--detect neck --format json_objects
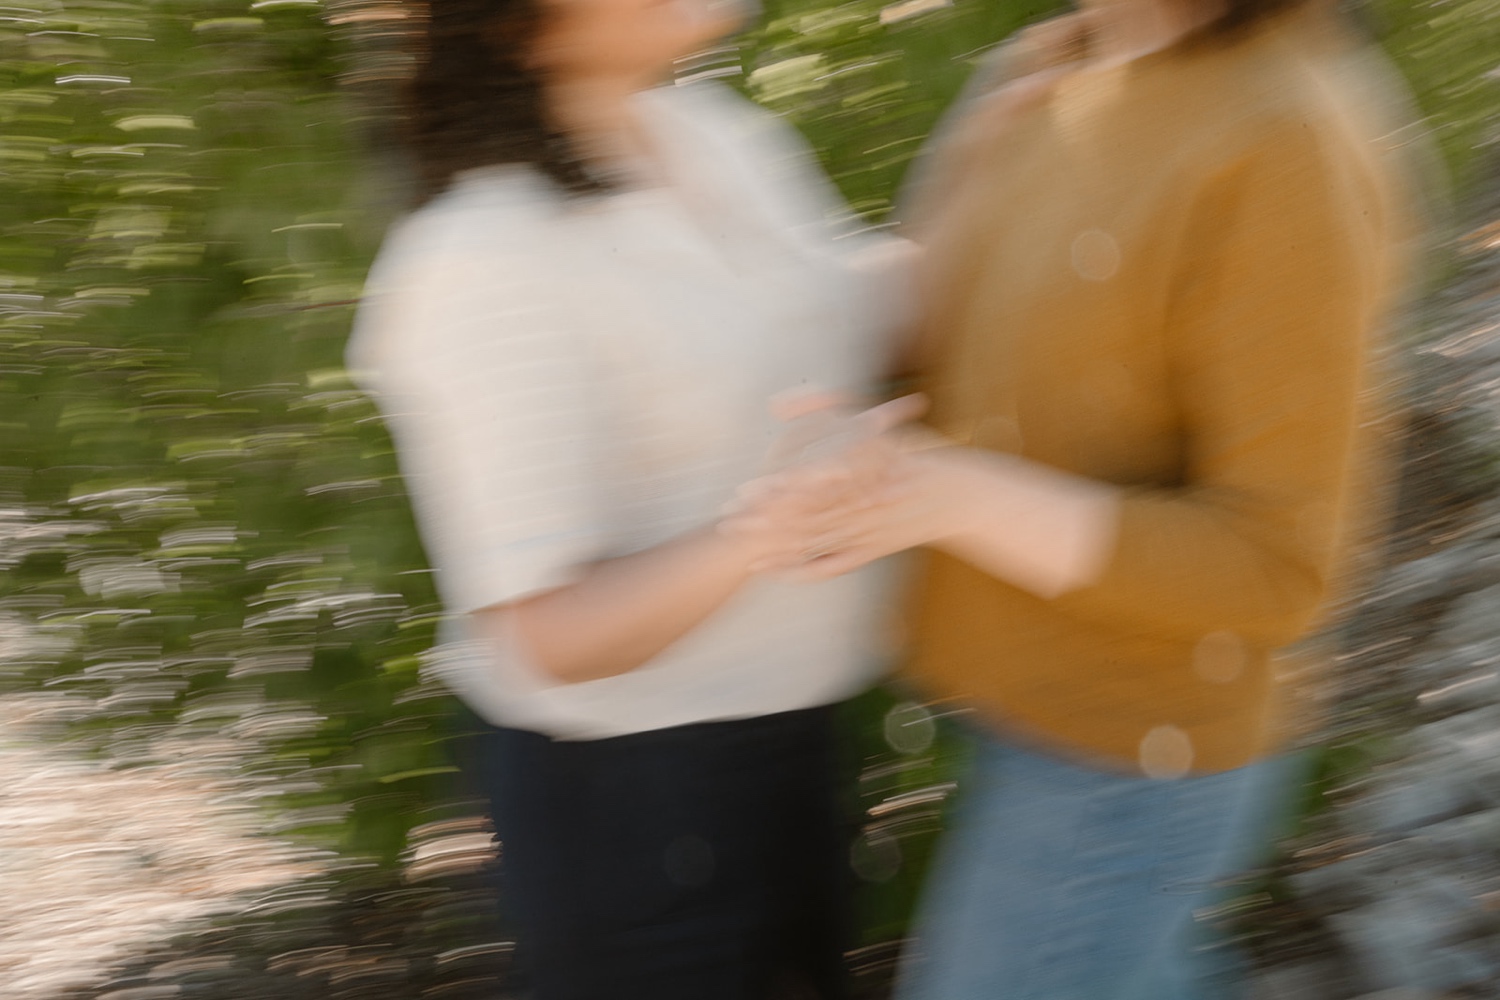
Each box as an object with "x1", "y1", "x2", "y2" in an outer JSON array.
[
  {"x1": 546, "y1": 74, "x2": 663, "y2": 185},
  {"x1": 1078, "y1": 0, "x2": 1223, "y2": 64}
]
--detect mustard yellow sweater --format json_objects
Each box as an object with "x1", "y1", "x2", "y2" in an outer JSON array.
[{"x1": 908, "y1": 12, "x2": 1416, "y2": 775}]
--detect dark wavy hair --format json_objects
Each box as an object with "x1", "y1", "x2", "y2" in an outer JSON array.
[
  {"x1": 403, "y1": 0, "x2": 609, "y2": 201},
  {"x1": 1208, "y1": 0, "x2": 1318, "y2": 37}
]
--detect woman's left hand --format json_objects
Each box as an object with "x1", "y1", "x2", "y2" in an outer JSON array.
[
  {"x1": 723, "y1": 415, "x2": 959, "y2": 578},
  {"x1": 779, "y1": 440, "x2": 962, "y2": 579}
]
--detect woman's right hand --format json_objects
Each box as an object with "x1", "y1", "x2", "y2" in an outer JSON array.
[{"x1": 720, "y1": 393, "x2": 928, "y2": 573}]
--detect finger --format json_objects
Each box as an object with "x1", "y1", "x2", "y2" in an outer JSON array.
[
  {"x1": 735, "y1": 470, "x2": 831, "y2": 517},
  {"x1": 841, "y1": 435, "x2": 901, "y2": 500},
  {"x1": 783, "y1": 547, "x2": 875, "y2": 582},
  {"x1": 717, "y1": 512, "x2": 775, "y2": 541},
  {"x1": 800, "y1": 461, "x2": 862, "y2": 505},
  {"x1": 894, "y1": 423, "x2": 956, "y2": 454},
  {"x1": 749, "y1": 550, "x2": 808, "y2": 574},
  {"x1": 769, "y1": 386, "x2": 857, "y2": 423},
  {"x1": 799, "y1": 511, "x2": 880, "y2": 557},
  {"x1": 757, "y1": 463, "x2": 863, "y2": 520},
  {"x1": 855, "y1": 393, "x2": 928, "y2": 436}
]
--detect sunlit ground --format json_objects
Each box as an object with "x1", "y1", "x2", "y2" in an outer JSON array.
[{"x1": 0, "y1": 691, "x2": 330, "y2": 998}]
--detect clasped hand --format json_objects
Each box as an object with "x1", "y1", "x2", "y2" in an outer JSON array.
[{"x1": 719, "y1": 391, "x2": 952, "y2": 580}]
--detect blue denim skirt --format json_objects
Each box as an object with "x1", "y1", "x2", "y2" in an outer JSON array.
[{"x1": 896, "y1": 728, "x2": 1299, "y2": 1000}]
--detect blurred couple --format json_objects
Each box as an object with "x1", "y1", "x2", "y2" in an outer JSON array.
[{"x1": 347, "y1": 0, "x2": 1421, "y2": 996}]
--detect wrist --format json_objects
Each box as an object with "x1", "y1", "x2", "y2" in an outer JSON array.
[
  {"x1": 919, "y1": 446, "x2": 1121, "y2": 597},
  {"x1": 904, "y1": 446, "x2": 986, "y2": 545},
  {"x1": 712, "y1": 515, "x2": 785, "y2": 577}
]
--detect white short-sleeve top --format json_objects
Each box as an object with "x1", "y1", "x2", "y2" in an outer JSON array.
[{"x1": 346, "y1": 81, "x2": 910, "y2": 740}]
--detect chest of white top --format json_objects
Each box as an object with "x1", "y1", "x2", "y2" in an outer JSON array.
[{"x1": 559, "y1": 184, "x2": 870, "y2": 477}]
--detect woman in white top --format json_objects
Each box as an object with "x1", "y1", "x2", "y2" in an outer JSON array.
[{"x1": 346, "y1": 0, "x2": 910, "y2": 995}]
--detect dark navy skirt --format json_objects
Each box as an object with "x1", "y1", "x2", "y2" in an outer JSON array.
[{"x1": 470, "y1": 703, "x2": 853, "y2": 1000}]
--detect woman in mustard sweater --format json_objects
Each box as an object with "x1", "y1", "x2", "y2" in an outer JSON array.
[{"x1": 732, "y1": 0, "x2": 1420, "y2": 994}]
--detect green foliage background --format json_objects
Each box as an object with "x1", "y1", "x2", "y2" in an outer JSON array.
[{"x1": 0, "y1": 0, "x2": 1495, "y2": 980}]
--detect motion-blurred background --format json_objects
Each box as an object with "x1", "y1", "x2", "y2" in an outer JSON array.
[{"x1": 0, "y1": 1, "x2": 1496, "y2": 997}]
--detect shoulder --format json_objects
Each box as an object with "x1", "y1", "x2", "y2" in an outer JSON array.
[
  {"x1": 1172, "y1": 12, "x2": 1390, "y2": 140},
  {"x1": 364, "y1": 166, "x2": 575, "y2": 310},
  {"x1": 1164, "y1": 39, "x2": 1413, "y2": 293},
  {"x1": 1000, "y1": 13, "x2": 1092, "y2": 80},
  {"x1": 639, "y1": 80, "x2": 853, "y2": 231},
  {"x1": 1156, "y1": 19, "x2": 1397, "y2": 191},
  {"x1": 637, "y1": 79, "x2": 819, "y2": 180},
  {"x1": 378, "y1": 168, "x2": 563, "y2": 270},
  {"x1": 349, "y1": 171, "x2": 572, "y2": 373},
  {"x1": 639, "y1": 79, "x2": 785, "y2": 141}
]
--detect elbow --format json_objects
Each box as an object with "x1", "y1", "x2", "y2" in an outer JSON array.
[
  {"x1": 511, "y1": 628, "x2": 627, "y2": 687},
  {"x1": 528, "y1": 653, "x2": 629, "y2": 686},
  {"x1": 517, "y1": 649, "x2": 600, "y2": 686},
  {"x1": 471, "y1": 602, "x2": 638, "y2": 686}
]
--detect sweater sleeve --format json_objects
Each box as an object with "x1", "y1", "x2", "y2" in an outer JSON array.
[{"x1": 1050, "y1": 116, "x2": 1392, "y2": 648}]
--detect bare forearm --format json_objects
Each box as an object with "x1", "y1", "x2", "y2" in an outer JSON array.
[
  {"x1": 919, "y1": 447, "x2": 1119, "y2": 599},
  {"x1": 472, "y1": 525, "x2": 761, "y2": 685}
]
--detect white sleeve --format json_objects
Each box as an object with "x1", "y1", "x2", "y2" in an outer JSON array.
[{"x1": 348, "y1": 234, "x2": 608, "y2": 615}]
